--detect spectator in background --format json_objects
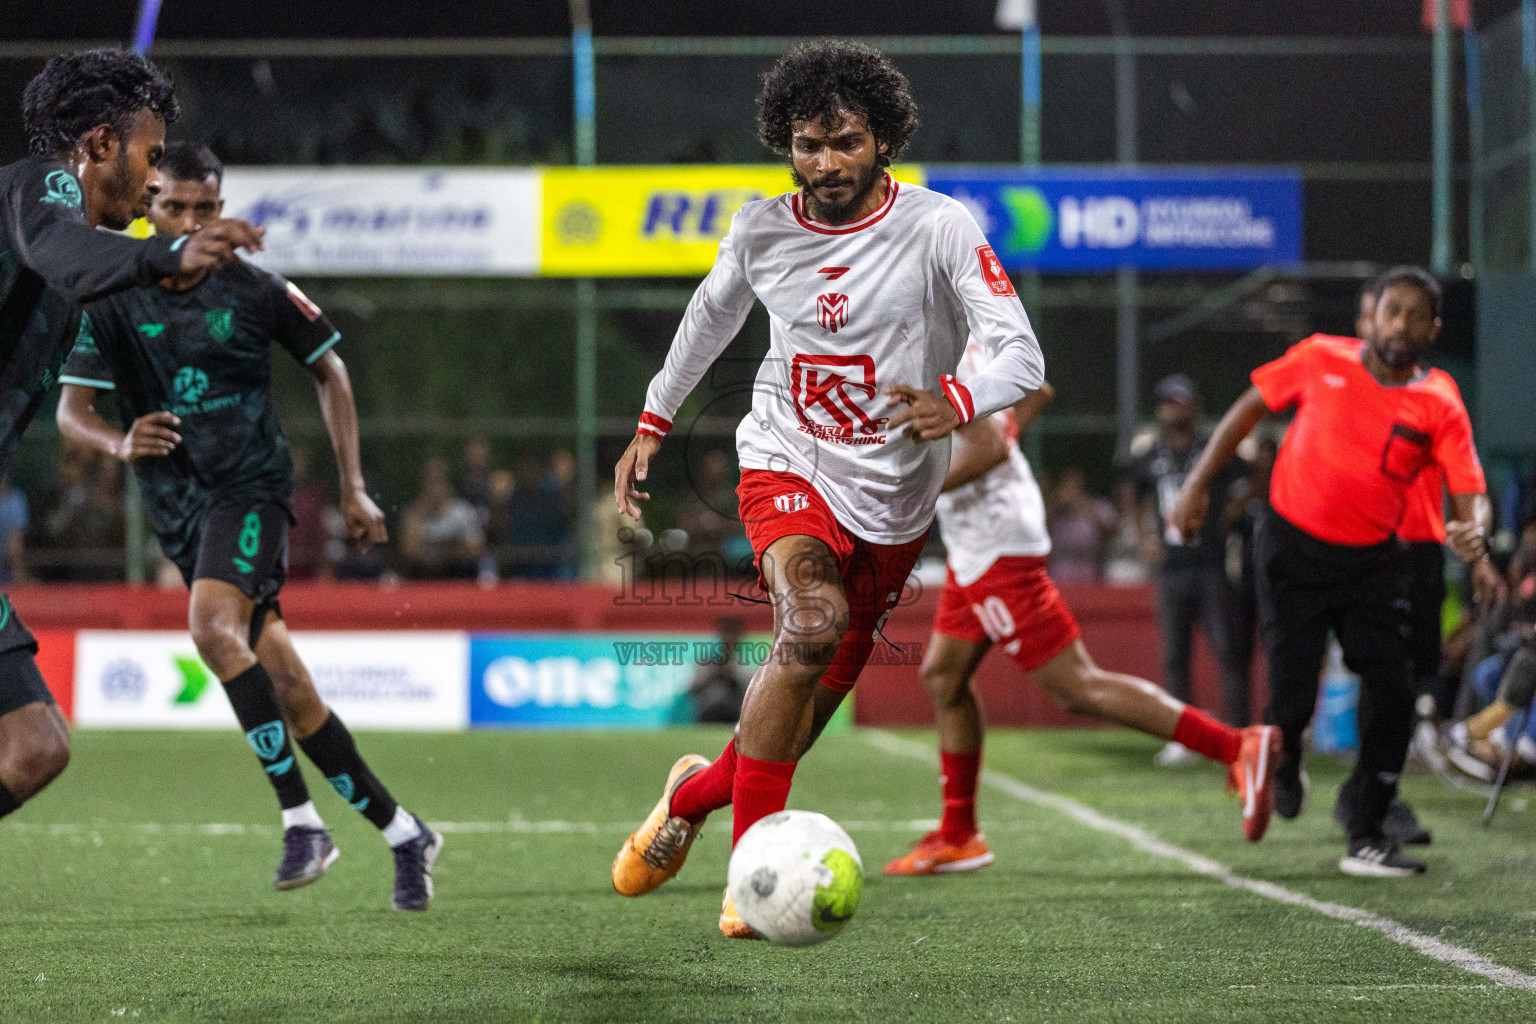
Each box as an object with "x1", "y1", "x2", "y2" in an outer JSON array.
[
  {"x1": 510, "y1": 450, "x2": 578, "y2": 580},
  {"x1": 399, "y1": 456, "x2": 484, "y2": 579},
  {"x1": 689, "y1": 616, "x2": 751, "y2": 724},
  {"x1": 36, "y1": 445, "x2": 125, "y2": 581},
  {"x1": 459, "y1": 435, "x2": 494, "y2": 523},
  {"x1": 287, "y1": 447, "x2": 330, "y2": 581},
  {"x1": 1045, "y1": 467, "x2": 1117, "y2": 582},
  {"x1": 675, "y1": 449, "x2": 741, "y2": 559},
  {"x1": 0, "y1": 475, "x2": 28, "y2": 584},
  {"x1": 1224, "y1": 435, "x2": 1279, "y2": 699},
  {"x1": 1127, "y1": 374, "x2": 1252, "y2": 764}
]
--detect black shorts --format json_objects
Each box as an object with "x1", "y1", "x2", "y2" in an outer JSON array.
[
  {"x1": 0, "y1": 594, "x2": 51, "y2": 717},
  {"x1": 175, "y1": 498, "x2": 290, "y2": 606}
]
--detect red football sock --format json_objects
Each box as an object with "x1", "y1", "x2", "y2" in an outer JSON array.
[
  {"x1": 730, "y1": 754, "x2": 797, "y2": 847},
  {"x1": 938, "y1": 749, "x2": 982, "y2": 843},
  {"x1": 668, "y1": 738, "x2": 738, "y2": 824},
  {"x1": 1173, "y1": 707, "x2": 1243, "y2": 765}
]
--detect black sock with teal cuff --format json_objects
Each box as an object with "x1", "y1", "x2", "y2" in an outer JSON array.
[
  {"x1": 297, "y1": 711, "x2": 398, "y2": 830},
  {"x1": 222, "y1": 663, "x2": 311, "y2": 811}
]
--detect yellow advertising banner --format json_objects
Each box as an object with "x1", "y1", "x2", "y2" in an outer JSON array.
[{"x1": 539, "y1": 164, "x2": 926, "y2": 276}]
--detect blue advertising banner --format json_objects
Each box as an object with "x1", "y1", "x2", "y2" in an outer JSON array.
[
  {"x1": 470, "y1": 632, "x2": 714, "y2": 729},
  {"x1": 924, "y1": 167, "x2": 1302, "y2": 272}
]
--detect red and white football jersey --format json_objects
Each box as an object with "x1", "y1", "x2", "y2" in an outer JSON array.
[
  {"x1": 935, "y1": 338, "x2": 1051, "y2": 585},
  {"x1": 638, "y1": 176, "x2": 1045, "y2": 545}
]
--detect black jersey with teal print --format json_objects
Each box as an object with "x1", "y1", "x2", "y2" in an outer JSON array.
[
  {"x1": 0, "y1": 156, "x2": 182, "y2": 478},
  {"x1": 65, "y1": 260, "x2": 338, "y2": 565}
]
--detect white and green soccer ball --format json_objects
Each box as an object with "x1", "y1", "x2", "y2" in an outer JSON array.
[{"x1": 727, "y1": 810, "x2": 863, "y2": 946}]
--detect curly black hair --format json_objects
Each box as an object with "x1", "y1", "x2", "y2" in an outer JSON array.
[
  {"x1": 757, "y1": 40, "x2": 919, "y2": 167},
  {"x1": 22, "y1": 48, "x2": 179, "y2": 157}
]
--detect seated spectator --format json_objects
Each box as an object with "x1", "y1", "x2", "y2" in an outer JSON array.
[
  {"x1": 689, "y1": 616, "x2": 750, "y2": 724},
  {"x1": 399, "y1": 456, "x2": 484, "y2": 579},
  {"x1": 675, "y1": 449, "x2": 742, "y2": 559},
  {"x1": 1046, "y1": 467, "x2": 1117, "y2": 582},
  {"x1": 459, "y1": 435, "x2": 495, "y2": 524},
  {"x1": 35, "y1": 445, "x2": 125, "y2": 581},
  {"x1": 510, "y1": 450, "x2": 577, "y2": 580},
  {"x1": 287, "y1": 447, "x2": 330, "y2": 581}
]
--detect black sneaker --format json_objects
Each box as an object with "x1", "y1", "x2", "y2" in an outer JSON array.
[
  {"x1": 1339, "y1": 836, "x2": 1427, "y2": 877},
  {"x1": 391, "y1": 815, "x2": 443, "y2": 911},
  {"x1": 274, "y1": 826, "x2": 339, "y2": 891},
  {"x1": 1333, "y1": 789, "x2": 1432, "y2": 846},
  {"x1": 1383, "y1": 800, "x2": 1431, "y2": 845},
  {"x1": 1274, "y1": 759, "x2": 1309, "y2": 819}
]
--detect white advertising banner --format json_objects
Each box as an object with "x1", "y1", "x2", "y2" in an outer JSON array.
[
  {"x1": 74, "y1": 631, "x2": 469, "y2": 730},
  {"x1": 220, "y1": 167, "x2": 541, "y2": 276}
]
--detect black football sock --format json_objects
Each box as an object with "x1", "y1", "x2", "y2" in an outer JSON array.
[
  {"x1": 0, "y1": 780, "x2": 19, "y2": 819},
  {"x1": 297, "y1": 711, "x2": 399, "y2": 831},
  {"x1": 222, "y1": 663, "x2": 311, "y2": 811}
]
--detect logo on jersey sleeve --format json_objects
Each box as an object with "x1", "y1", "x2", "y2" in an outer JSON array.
[
  {"x1": 40, "y1": 170, "x2": 82, "y2": 210},
  {"x1": 976, "y1": 244, "x2": 1016, "y2": 297},
  {"x1": 816, "y1": 293, "x2": 850, "y2": 334},
  {"x1": 773, "y1": 492, "x2": 810, "y2": 514},
  {"x1": 206, "y1": 308, "x2": 234, "y2": 343},
  {"x1": 286, "y1": 281, "x2": 323, "y2": 321},
  {"x1": 790, "y1": 354, "x2": 888, "y2": 445}
]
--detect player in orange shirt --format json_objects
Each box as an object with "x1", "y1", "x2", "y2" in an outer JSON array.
[{"x1": 1174, "y1": 267, "x2": 1499, "y2": 877}]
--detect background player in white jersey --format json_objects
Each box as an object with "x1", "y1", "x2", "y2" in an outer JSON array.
[
  {"x1": 883, "y1": 342, "x2": 1281, "y2": 877},
  {"x1": 608, "y1": 41, "x2": 1044, "y2": 937}
]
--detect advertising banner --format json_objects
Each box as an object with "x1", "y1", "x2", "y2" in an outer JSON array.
[
  {"x1": 539, "y1": 164, "x2": 925, "y2": 276},
  {"x1": 73, "y1": 631, "x2": 469, "y2": 730},
  {"x1": 924, "y1": 167, "x2": 1302, "y2": 271},
  {"x1": 470, "y1": 632, "x2": 714, "y2": 728},
  {"x1": 221, "y1": 167, "x2": 541, "y2": 276}
]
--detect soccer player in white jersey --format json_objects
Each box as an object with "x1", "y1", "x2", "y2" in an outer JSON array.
[
  {"x1": 883, "y1": 341, "x2": 1281, "y2": 877},
  {"x1": 609, "y1": 41, "x2": 1045, "y2": 937}
]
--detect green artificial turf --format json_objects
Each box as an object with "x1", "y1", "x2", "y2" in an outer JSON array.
[{"x1": 1, "y1": 728, "x2": 1533, "y2": 1023}]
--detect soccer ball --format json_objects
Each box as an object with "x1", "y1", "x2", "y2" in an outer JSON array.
[{"x1": 727, "y1": 810, "x2": 863, "y2": 946}]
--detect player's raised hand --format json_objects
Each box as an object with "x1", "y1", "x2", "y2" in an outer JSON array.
[
  {"x1": 177, "y1": 219, "x2": 266, "y2": 274},
  {"x1": 115, "y1": 411, "x2": 180, "y2": 461},
  {"x1": 614, "y1": 433, "x2": 661, "y2": 519},
  {"x1": 1170, "y1": 482, "x2": 1209, "y2": 540},
  {"x1": 885, "y1": 385, "x2": 960, "y2": 442},
  {"x1": 343, "y1": 486, "x2": 388, "y2": 550}
]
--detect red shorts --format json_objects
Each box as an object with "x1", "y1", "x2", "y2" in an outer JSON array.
[
  {"x1": 737, "y1": 469, "x2": 928, "y2": 693},
  {"x1": 932, "y1": 556, "x2": 1081, "y2": 671}
]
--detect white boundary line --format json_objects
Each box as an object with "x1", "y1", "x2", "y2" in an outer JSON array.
[{"x1": 864, "y1": 729, "x2": 1536, "y2": 994}]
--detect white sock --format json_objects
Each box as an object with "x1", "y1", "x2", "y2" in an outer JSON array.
[
  {"x1": 381, "y1": 805, "x2": 422, "y2": 848},
  {"x1": 281, "y1": 801, "x2": 324, "y2": 831}
]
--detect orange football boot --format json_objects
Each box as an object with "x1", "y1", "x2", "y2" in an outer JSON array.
[
  {"x1": 611, "y1": 754, "x2": 710, "y2": 896},
  {"x1": 883, "y1": 830, "x2": 994, "y2": 876},
  {"x1": 1227, "y1": 725, "x2": 1281, "y2": 842},
  {"x1": 719, "y1": 887, "x2": 763, "y2": 940}
]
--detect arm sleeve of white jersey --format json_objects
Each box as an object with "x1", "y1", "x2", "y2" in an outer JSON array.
[
  {"x1": 637, "y1": 222, "x2": 756, "y2": 440},
  {"x1": 934, "y1": 202, "x2": 1045, "y2": 424}
]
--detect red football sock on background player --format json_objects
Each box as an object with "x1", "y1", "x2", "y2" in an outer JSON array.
[
  {"x1": 938, "y1": 749, "x2": 981, "y2": 843},
  {"x1": 731, "y1": 755, "x2": 797, "y2": 846},
  {"x1": 1173, "y1": 707, "x2": 1243, "y2": 765},
  {"x1": 670, "y1": 738, "x2": 738, "y2": 824}
]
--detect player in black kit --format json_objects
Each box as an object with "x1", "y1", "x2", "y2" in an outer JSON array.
[
  {"x1": 0, "y1": 50, "x2": 261, "y2": 822},
  {"x1": 56, "y1": 143, "x2": 441, "y2": 911}
]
